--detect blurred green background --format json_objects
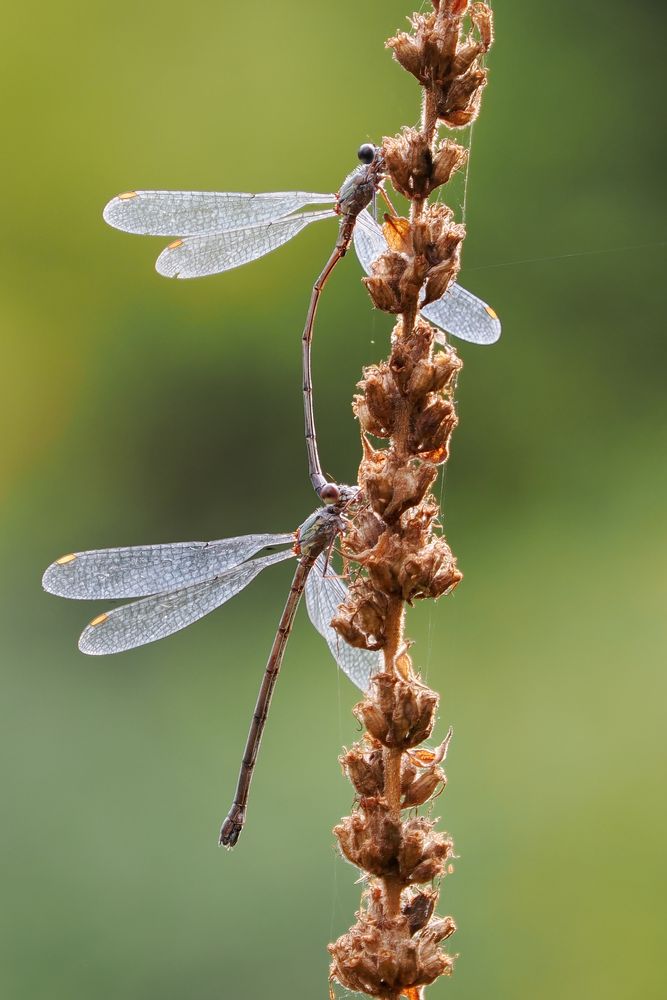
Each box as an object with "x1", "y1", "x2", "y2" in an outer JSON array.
[{"x1": 1, "y1": 1, "x2": 665, "y2": 997}]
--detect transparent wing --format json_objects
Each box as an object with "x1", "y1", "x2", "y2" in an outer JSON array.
[
  {"x1": 353, "y1": 209, "x2": 388, "y2": 272},
  {"x1": 155, "y1": 209, "x2": 337, "y2": 278},
  {"x1": 423, "y1": 286, "x2": 501, "y2": 346},
  {"x1": 305, "y1": 555, "x2": 382, "y2": 693},
  {"x1": 43, "y1": 533, "x2": 294, "y2": 600},
  {"x1": 78, "y1": 549, "x2": 294, "y2": 655},
  {"x1": 103, "y1": 190, "x2": 335, "y2": 237},
  {"x1": 353, "y1": 209, "x2": 501, "y2": 345}
]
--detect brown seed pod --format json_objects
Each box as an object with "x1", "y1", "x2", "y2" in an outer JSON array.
[
  {"x1": 354, "y1": 673, "x2": 439, "y2": 749},
  {"x1": 363, "y1": 252, "x2": 409, "y2": 314},
  {"x1": 402, "y1": 888, "x2": 438, "y2": 934},
  {"x1": 398, "y1": 815, "x2": 454, "y2": 884},
  {"x1": 332, "y1": 577, "x2": 389, "y2": 651},
  {"x1": 334, "y1": 797, "x2": 403, "y2": 877},
  {"x1": 329, "y1": 905, "x2": 454, "y2": 996},
  {"x1": 401, "y1": 763, "x2": 446, "y2": 807},
  {"x1": 340, "y1": 742, "x2": 385, "y2": 797}
]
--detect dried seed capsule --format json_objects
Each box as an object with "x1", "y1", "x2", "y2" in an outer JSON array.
[
  {"x1": 340, "y1": 743, "x2": 385, "y2": 797},
  {"x1": 402, "y1": 889, "x2": 438, "y2": 934},
  {"x1": 334, "y1": 797, "x2": 402, "y2": 876},
  {"x1": 402, "y1": 763, "x2": 446, "y2": 807},
  {"x1": 355, "y1": 673, "x2": 439, "y2": 749},
  {"x1": 399, "y1": 816, "x2": 454, "y2": 885},
  {"x1": 329, "y1": 895, "x2": 455, "y2": 994}
]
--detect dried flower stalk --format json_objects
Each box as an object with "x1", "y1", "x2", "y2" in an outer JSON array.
[{"x1": 329, "y1": 3, "x2": 494, "y2": 996}]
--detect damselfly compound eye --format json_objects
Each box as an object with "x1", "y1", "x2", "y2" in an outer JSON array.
[
  {"x1": 357, "y1": 143, "x2": 375, "y2": 164},
  {"x1": 319, "y1": 483, "x2": 341, "y2": 504}
]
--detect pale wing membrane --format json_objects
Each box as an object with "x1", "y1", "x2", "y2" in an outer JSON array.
[
  {"x1": 78, "y1": 549, "x2": 295, "y2": 655},
  {"x1": 423, "y1": 286, "x2": 501, "y2": 345},
  {"x1": 42, "y1": 533, "x2": 294, "y2": 600},
  {"x1": 353, "y1": 209, "x2": 501, "y2": 345},
  {"x1": 103, "y1": 191, "x2": 335, "y2": 237},
  {"x1": 353, "y1": 209, "x2": 388, "y2": 272},
  {"x1": 156, "y1": 209, "x2": 337, "y2": 278},
  {"x1": 305, "y1": 555, "x2": 381, "y2": 693}
]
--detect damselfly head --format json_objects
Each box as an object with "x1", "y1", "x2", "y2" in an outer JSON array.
[
  {"x1": 358, "y1": 143, "x2": 377, "y2": 165},
  {"x1": 319, "y1": 482, "x2": 341, "y2": 504}
]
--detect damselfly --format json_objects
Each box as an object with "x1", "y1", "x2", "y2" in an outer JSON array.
[
  {"x1": 103, "y1": 144, "x2": 501, "y2": 497},
  {"x1": 42, "y1": 491, "x2": 380, "y2": 846}
]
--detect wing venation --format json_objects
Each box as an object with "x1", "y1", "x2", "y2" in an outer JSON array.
[
  {"x1": 155, "y1": 209, "x2": 336, "y2": 278},
  {"x1": 305, "y1": 555, "x2": 381, "y2": 693},
  {"x1": 78, "y1": 549, "x2": 294, "y2": 655},
  {"x1": 42, "y1": 533, "x2": 293, "y2": 600},
  {"x1": 103, "y1": 190, "x2": 335, "y2": 237}
]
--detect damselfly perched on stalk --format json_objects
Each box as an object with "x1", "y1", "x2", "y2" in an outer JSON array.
[
  {"x1": 42, "y1": 490, "x2": 381, "y2": 847},
  {"x1": 103, "y1": 144, "x2": 501, "y2": 498}
]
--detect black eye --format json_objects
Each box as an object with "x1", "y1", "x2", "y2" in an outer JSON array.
[
  {"x1": 358, "y1": 143, "x2": 375, "y2": 165},
  {"x1": 319, "y1": 483, "x2": 340, "y2": 504}
]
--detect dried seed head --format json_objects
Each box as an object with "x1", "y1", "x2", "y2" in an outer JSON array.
[
  {"x1": 424, "y1": 257, "x2": 459, "y2": 306},
  {"x1": 383, "y1": 128, "x2": 434, "y2": 199},
  {"x1": 343, "y1": 506, "x2": 385, "y2": 555},
  {"x1": 329, "y1": 893, "x2": 455, "y2": 995},
  {"x1": 406, "y1": 345, "x2": 462, "y2": 401},
  {"x1": 357, "y1": 451, "x2": 437, "y2": 524},
  {"x1": 426, "y1": 915, "x2": 457, "y2": 944},
  {"x1": 333, "y1": 576, "x2": 389, "y2": 651},
  {"x1": 353, "y1": 505, "x2": 461, "y2": 604},
  {"x1": 398, "y1": 533, "x2": 463, "y2": 602},
  {"x1": 386, "y1": 14, "x2": 432, "y2": 85},
  {"x1": 414, "y1": 205, "x2": 465, "y2": 279},
  {"x1": 363, "y1": 252, "x2": 409, "y2": 314},
  {"x1": 398, "y1": 259, "x2": 429, "y2": 312},
  {"x1": 387, "y1": 2, "x2": 494, "y2": 129},
  {"x1": 361, "y1": 530, "x2": 413, "y2": 598},
  {"x1": 334, "y1": 797, "x2": 403, "y2": 877},
  {"x1": 390, "y1": 317, "x2": 435, "y2": 391},
  {"x1": 471, "y1": 1, "x2": 494, "y2": 51},
  {"x1": 384, "y1": 463, "x2": 439, "y2": 523},
  {"x1": 387, "y1": 4, "x2": 459, "y2": 88},
  {"x1": 354, "y1": 673, "x2": 439, "y2": 749},
  {"x1": 340, "y1": 741, "x2": 385, "y2": 797},
  {"x1": 383, "y1": 130, "x2": 468, "y2": 199},
  {"x1": 401, "y1": 888, "x2": 438, "y2": 934},
  {"x1": 399, "y1": 815, "x2": 455, "y2": 883},
  {"x1": 435, "y1": 68, "x2": 487, "y2": 127},
  {"x1": 366, "y1": 208, "x2": 465, "y2": 317},
  {"x1": 356, "y1": 447, "x2": 397, "y2": 523},
  {"x1": 401, "y1": 762, "x2": 446, "y2": 807},
  {"x1": 354, "y1": 362, "x2": 399, "y2": 439},
  {"x1": 412, "y1": 204, "x2": 454, "y2": 256},
  {"x1": 410, "y1": 396, "x2": 458, "y2": 461},
  {"x1": 431, "y1": 137, "x2": 469, "y2": 187}
]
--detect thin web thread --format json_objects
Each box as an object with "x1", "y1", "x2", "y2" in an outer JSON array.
[
  {"x1": 425, "y1": 111, "x2": 477, "y2": 684},
  {"x1": 468, "y1": 240, "x2": 667, "y2": 271},
  {"x1": 329, "y1": 658, "x2": 343, "y2": 945},
  {"x1": 426, "y1": 3, "x2": 490, "y2": 680}
]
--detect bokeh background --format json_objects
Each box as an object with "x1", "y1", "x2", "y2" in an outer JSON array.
[{"x1": 1, "y1": 2, "x2": 665, "y2": 997}]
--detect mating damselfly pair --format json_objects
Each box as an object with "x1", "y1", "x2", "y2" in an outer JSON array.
[{"x1": 44, "y1": 143, "x2": 501, "y2": 844}]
